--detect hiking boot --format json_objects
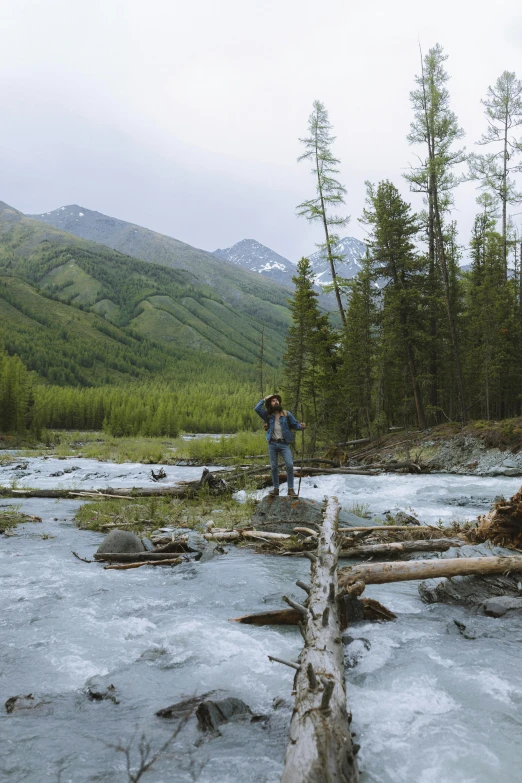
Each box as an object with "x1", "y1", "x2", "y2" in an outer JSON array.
[
  {"x1": 268, "y1": 487, "x2": 279, "y2": 497},
  {"x1": 287, "y1": 488, "x2": 297, "y2": 497}
]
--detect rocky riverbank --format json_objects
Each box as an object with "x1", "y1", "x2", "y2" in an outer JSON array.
[{"x1": 343, "y1": 421, "x2": 522, "y2": 477}]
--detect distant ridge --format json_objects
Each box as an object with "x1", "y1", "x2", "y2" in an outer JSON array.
[
  {"x1": 0, "y1": 201, "x2": 293, "y2": 383},
  {"x1": 28, "y1": 205, "x2": 293, "y2": 323}
]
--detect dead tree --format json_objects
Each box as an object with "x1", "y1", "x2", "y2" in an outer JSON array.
[{"x1": 279, "y1": 497, "x2": 359, "y2": 783}]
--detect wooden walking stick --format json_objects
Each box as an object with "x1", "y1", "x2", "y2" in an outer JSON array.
[{"x1": 297, "y1": 404, "x2": 305, "y2": 497}]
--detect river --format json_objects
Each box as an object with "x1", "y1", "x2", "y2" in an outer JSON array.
[{"x1": 1, "y1": 459, "x2": 522, "y2": 782}]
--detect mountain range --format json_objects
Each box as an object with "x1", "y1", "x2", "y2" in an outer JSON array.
[
  {"x1": 2, "y1": 200, "x2": 371, "y2": 388},
  {"x1": 0, "y1": 202, "x2": 296, "y2": 388},
  {"x1": 212, "y1": 236, "x2": 367, "y2": 290}
]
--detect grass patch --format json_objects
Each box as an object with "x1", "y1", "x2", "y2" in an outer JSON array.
[
  {"x1": 0, "y1": 505, "x2": 41, "y2": 532},
  {"x1": 464, "y1": 418, "x2": 522, "y2": 450},
  {"x1": 22, "y1": 430, "x2": 267, "y2": 465},
  {"x1": 175, "y1": 431, "x2": 266, "y2": 464},
  {"x1": 347, "y1": 503, "x2": 371, "y2": 519},
  {"x1": 74, "y1": 492, "x2": 256, "y2": 534}
]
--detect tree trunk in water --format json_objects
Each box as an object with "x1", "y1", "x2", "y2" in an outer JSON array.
[
  {"x1": 281, "y1": 497, "x2": 359, "y2": 783},
  {"x1": 339, "y1": 538, "x2": 464, "y2": 558},
  {"x1": 339, "y1": 555, "x2": 522, "y2": 590}
]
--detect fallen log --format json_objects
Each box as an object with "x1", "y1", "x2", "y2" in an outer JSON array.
[
  {"x1": 0, "y1": 469, "x2": 232, "y2": 500},
  {"x1": 94, "y1": 552, "x2": 189, "y2": 563},
  {"x1": 338, "y1": 555, "x2": 522, "y2": 591},
  {"x1": 202, "y1": 529, "x2": 292, "y2": 542},
  {"x1": 104, "y1": 557, "x2": 182, "y2": 570},
  {"x1": 231, "y1": 608, "x2": 301, "y2": 625},
  {"x1": 339, "y1": 538, "x2": 464, "y2": 558},
  {"x1": 0, "y1": 486, "x2": 197, "y2": 499},
  {"x1": 294, "y1": 467, "x2": 379, "y2": 476},
  {"x1": 230, "y1": 599, "x2": 395, "y2": 627},
  {"x1": 280, "y1": 497, "x2": 359, "y2": 783},
  {"x1": 203, "y1": 530, "x2": 240, "y2": 540},
  {"x1": 333, "y1": 438, "x2": 371, "y2": 447},
  {"x1": 364, "y1": 461, "x2": 422, "y2": 473},
  {"x1": 338, "y1": 525, "x2": 442, "y2": 534}
]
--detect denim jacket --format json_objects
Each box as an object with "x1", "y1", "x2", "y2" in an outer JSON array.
[{"x1": 254, "y1": 399, "x2": 303, "y2": 444}]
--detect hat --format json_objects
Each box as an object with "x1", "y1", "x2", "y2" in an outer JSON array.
[{"x1": 264, "y1": 393, "x2": 282, "y2": 410}]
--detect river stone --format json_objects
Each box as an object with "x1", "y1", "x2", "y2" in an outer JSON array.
[
  {"x1": 250, "y1": 496, "x2": 372, "y2": 534},
  {"x1": 480, "y1": 596, "x2": 522, "y2": 617},
  {"x1": 419, "y1": 574, "x2": 521, "y2": 606},
  {"x1": 5, "y1": 694, "x2": 43, "y2": 713},
  {"x1": 96, "y1": 530, "x2": 145, "y2": 555},
  {"x1": 141, "y1": 537, "x2": 155, "y2": 552},
  {"x1": 196, "y1": 697, "x2": 252, "y2": 732}
]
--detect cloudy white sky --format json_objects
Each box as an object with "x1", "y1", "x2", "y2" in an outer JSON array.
[{"x1": 1, "y1": 0, "x2": 521, "y2": 259}]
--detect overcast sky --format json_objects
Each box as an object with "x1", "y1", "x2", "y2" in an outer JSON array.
[{"x1": 1, "y1": 0, "x2": 521, "y2": 260}]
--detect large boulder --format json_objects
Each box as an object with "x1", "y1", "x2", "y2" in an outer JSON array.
[
  {"x1": 96, "y1": 530, "x2": 146, "y2": 555},
  {"x1": 250, "y1": 496, "x2": 372, "y2": 534}
]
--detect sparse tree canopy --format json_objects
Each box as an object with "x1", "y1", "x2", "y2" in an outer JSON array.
[
  {"x1": 297, "y1": 100, "x2": 349, "y2": 326},
  {"x1": 468, "y1": 70, "x2": 522, "y2": 273}
]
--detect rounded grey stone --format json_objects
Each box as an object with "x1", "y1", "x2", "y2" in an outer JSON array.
[{"x1": 96, "y1": 530, "x2": 146, "y2": 554}]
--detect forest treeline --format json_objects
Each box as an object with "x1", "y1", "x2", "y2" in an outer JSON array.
[
  {"x1": 283, "y1": 45, "x2": 522, "y2": 446},
  {"x1": 0, "y1": 350, "x2": 260, "y2": 439}
]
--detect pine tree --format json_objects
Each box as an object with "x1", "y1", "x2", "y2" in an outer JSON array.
[
  {"x1": 406, "y1": 43, "x2": 467, "y2": 424},
  {"x1": 297, "y1": 100, "x2": 349, "y2": 326},
  {"x1": 468, "y1": 71, "x2": 522, "y2": 274}
]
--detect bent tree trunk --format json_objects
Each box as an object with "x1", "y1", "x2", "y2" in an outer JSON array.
[{"x1": 281, "y1": 497, "x2": 358, "y2": 783}]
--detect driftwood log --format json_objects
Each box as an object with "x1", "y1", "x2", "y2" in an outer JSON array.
[
  {"x1": 280, "y1": 497, "x2": 359, "y2": 783},
  {"x1": 94, "y1": 552, "x2": 189, "y2": 563},
  {"x1": 231, "y1": 598, "x2": 395, "y2": 627},
  {"x1": 338, "y1": 555, "x2": 522, "y2": 591},
  {"x1": 339, "y1": 538, "x2": 464, "y2": 559},
  {"x1": 0, "y1": 469, "x2": 231, "y2": 500},
  {"x1": 232, "y1": 608, "x2": 302, "y2": 625},
  {"x1": 104, "y1": 557, "x2": 182, "y2": 570},
  {"x1": 202, "y1": 529, "x2": 293, "y2": 542},
  {"x1": 338, "y1": 526, "x2": 442, "y2": 534}
]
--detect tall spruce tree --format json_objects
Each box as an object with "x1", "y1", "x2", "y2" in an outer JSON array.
[
  {"x1": 283, "y1": 257, "x2": 336, "y2": 447},
  {"x1": 297, "y1": 100, "x2": 349, "y2": 326},
  {"x1": 363, "y1": 181, "x2": 428, "y2": 430},
  {"x1": 341, "y1": 251, "x2": 377, "y2": 438},
  {"x1": 468, "y1": 71, "x2": 522, "y2": 275},
  {"x1": 465, "y1": 222, "x2": 520, "y2": 419},
  {"x1": 405, "y1": 43, "x2": 467, "y2": 425}
]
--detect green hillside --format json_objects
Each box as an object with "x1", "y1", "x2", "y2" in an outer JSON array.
[
  {"x1": 28, "y1": 204, "x2": 294, "y2": 328},
  {"x1": 0, "y1": 202, "x2": 290, "y2": 381}
]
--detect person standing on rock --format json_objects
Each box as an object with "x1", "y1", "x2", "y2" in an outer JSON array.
[{"x1": 254, "y1": 394, "x2": 306, "y2": 497}]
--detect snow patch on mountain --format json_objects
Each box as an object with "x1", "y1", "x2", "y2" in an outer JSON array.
[
  {"x1": 307, "y1": 237, "x2": 367, "y2": 287},
  {"x1": 212, "y1": 236, "x2": 368, "y2": 291},
  {"x1": 212, "y1": 239, "x2": 296, "y2": 286}
]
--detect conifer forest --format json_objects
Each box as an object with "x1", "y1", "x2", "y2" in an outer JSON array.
[
  {"x1": 284, "y1": 46, "x2": 522, "y2": 444},
  {"x1": 1, "y1": 45, "x2": 522, "y2": 441}
]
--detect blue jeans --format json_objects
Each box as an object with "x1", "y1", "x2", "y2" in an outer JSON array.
[{"x1": 268, "y1": 441, "x2": 294, "y2": 490}]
